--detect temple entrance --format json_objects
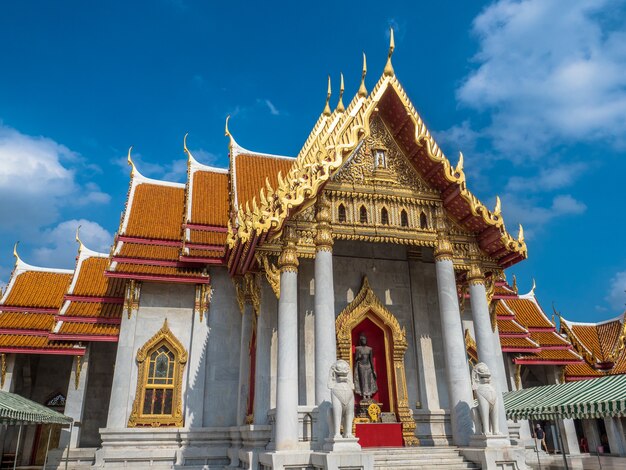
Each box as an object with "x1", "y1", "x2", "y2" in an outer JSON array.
[{"x1": 335, "y1": 277, "x2": 418, "y2": 447}]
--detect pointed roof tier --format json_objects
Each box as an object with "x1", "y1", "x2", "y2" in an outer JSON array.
[
  {"x1": 107, "y1": 150, "x2": 209, "y2": 284},
  {"x1": 560, "y1": 313, "x2": 626, "y2": 380},
  {"x1": 180, "y1": 138, "x2": 231, "y2": 264},
  {"x1": 226, "y1": 41, "x2": 527, "y2": 275},
  {"x1": 494, "y1": 281, "x2": 583, "y2": 365},
  {"x1": 0, "y1": 248, "x2": 84, "y2": 355},
  {"x1": 51, "y1": 239, "x2": 124, "y2": 343}
]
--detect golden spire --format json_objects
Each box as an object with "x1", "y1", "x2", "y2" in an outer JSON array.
[
  {"x1": 494, "y1": 196, "x2": 502, "y2": 217},
  {"x1": 75, "y1": 225, "x2": 84, "y2": 250},
  {"x1": 127, "y1": 146, "x2": 136, "y2": 177},
  {"x1": 183, "y1": 132, "x2": 191, "y2": 159},
  {"x1": 323, "y1": 75, "x2": 332, "y2": 116},
  {"x1": 336, "y1": 73, "x2": 345, "y2": 113},
  {"x1": 384, "y1": 27, "x2": 395, "y2": 77},
  {"x1": 358, "y1": 52, "x2": 368, "y2": 97}
]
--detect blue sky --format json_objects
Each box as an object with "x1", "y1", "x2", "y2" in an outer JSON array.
[{"x1": 0, "y1": 0, "x2": 625, "y2": 321}]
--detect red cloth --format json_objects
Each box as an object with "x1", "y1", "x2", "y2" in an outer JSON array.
[
  {"x1": 352, "y1": 317, "x2": 392, "y2": 411},
  {"x1": 355, "y1": 423, "x2": 403, "y2": 447}
]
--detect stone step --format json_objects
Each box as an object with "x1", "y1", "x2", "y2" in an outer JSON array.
[
  {"x1": 365, "y1": 446, "x2": 481, "y2": 470},
  {"x1": 376, "y1": 465, "x2": 479, "y2": 470}
]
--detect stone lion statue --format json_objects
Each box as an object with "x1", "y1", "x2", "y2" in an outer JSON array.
[
  {"x1": 327, "y1": 359, "x2": 355, "y2": 439},
  {"x1": 472, "y1": 362, "x2": 500, "y2": 435}
]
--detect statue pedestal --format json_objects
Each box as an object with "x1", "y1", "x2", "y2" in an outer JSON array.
[
  {"x1": 323, "y1": 437, "x2": 361, "y2": 452},
  {"x1": 469, "y1": 434, "x2": 510, "y2": 448}
]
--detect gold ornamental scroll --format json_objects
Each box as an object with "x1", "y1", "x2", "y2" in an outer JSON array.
[{"x1": 335, "y1": 277, "x2": 419, "y2": 446}]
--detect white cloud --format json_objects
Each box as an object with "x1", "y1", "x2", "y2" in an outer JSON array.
[
  {"x1": 264, "y1": 100, "x2": 280, "y2": 116},
  {"x1": 457, "y1": 0, "x2": 626, "y2": 158},
  {"x1": 606, "y1": 271, "x2": 626, "y2": 312},
  {"x1": 506, "y1": 162, "x2": 587, "y2": 193},
  {"x1": 500, "y1": 193, "x2": 586, "y2": 239},
  {"x1": 0, "y1": 124, "x2": 110, "y2": 235},
  {"x1": 32, "y1": 219, "x2": 113, "y2": 268},
  {"x1": 113, "y1": 153, "x2": 188, "y2": 183}
]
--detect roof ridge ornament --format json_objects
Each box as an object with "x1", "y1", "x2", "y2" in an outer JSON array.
[
  {"x1": 127, "y1": 146, "x2": 137, "y2": 177},
  {"x1": 494, "y1": 196, "x2": 502, "y2": 217},
  {"x1": 518, "y1": 224, "x2": 525, "y2": 244},
  {"x1": 225, "y1": 115, "x2": 234, "y2": 148},
  {"x1": 183, "y1": 132, "x2": 193, "y2": 162},
  {"x1": 13, "y1": 241, "x2": 20, "y2": 264},
  {"x1": 75, "y1": 225, "x2": 84, "y2": 251},
  {"x1": 336, "y1": 73, "x2": 345, "y2": 113},
  {"x1": 323, "y1": 75, "x2": 332, "y2": 116},
  {"x1": 384, "y1": 27, "x2": 395, "y2": 77},
  {"x1": 358, "y1": 53, "x2": 368, "y2": 97}
]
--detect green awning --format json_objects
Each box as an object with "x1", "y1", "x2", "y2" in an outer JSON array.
[
  {"x1": 504, "y1": 374, "x2": 626, "y2": 420},
  {"x1": 0, "y1": 391, "x2": 73, "y2": 425}
]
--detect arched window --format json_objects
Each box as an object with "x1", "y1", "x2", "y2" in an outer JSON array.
[
  {"x1": 359, "y1": 205, "x2": 368, "y2": 224},
  {"x1": 401, "y1": 209, "x2": 409, "y2": 227},
  {"x1": 338, "y1": 204, "x2": 346, "y2": 223},
  {"x1": 420, "y1": 212, "x2": 428, "y2": 229},
  {"x1": 381, "y1": 207, "x2": 389, "y2": 225},
  {"x1": 129, "y1": 320, "x2": 187, "y2": 427}
]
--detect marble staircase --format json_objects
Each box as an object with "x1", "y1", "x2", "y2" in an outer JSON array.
[{"x1": 365, "y1": 447, "x2": 481, "y2": 470}]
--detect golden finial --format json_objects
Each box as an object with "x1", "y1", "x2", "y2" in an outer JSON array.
[
  {"x1": 183, "y1": 132, "x2": 190, "y2": 157},
  {"x1": 530, "y1": 277, "x2": 536, "y2": 295},
  {"x1": 336, "y1": 73, "x2": 345, "y2": 113},
  {"x1": 512, "y1": 274, "x2": 518, "y2": 294},
  {"x1": 384, "y1": 27, "x2": 395, "y2": 77},
  {"x1": 494, "y1": 196, "x2": 502, "y2": 217},
  {"x1": 323, "y1": 75, "x2": 332, "y2": 116},
  {"x1": 455, "y1": 151, "x2": 464, "y2": 174},
  {"x1": 225, "y1": 115, "x2": 232, "y2": 138},
  {"x1": 358, "y1": 52, "x2": 368, "y2": 97},
  {"x1": 127, "y1": 146, "x2": 136, "y2": 177},
  {"x1": 75, "y1": 225, "x2": 84, "y2": 250},
  {"x1": 518, "y1": 224, "x2": 525, "y2": 243},
  {"x1": 12, "y1": 242, "x2": 20, "y2": 263}
]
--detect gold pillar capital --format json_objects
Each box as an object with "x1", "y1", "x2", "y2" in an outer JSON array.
[
  {"x1": 467, "y1": 263, "x2": 485, "y2": 286},
  {"x1": 434, "y1": 231, "x2": 453, "y2": 261},
  {"x1": 314, "y1": 193, "x2": 333, "y2": 252},
  {"x1": 278, "y1": 225, "x2": 299, "y2": 273}
]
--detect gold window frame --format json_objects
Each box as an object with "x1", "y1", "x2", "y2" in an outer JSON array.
[{"x1": 128, "y1": 319, "x2": 188, "y2": 427}]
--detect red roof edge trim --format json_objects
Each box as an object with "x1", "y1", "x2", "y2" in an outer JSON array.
[
  {"x1": 538, "y1": 345, "x2": 572, "y2": 351},
  {"x1": 527, "y1": 327, "x2": 556, "y2": 332},
  {"x1": 514, "y1": 358, "x2": 583, "y2": 365},
  {"x1": 112, "y1": 257, "x2": 186, "y2": 268},
  {"x1": 501, "y1": 347, "x2": 541, "y2": 353},
  {"x1": 117, "y1": 236, "x2": 181, "y2": 247},
  {"x1": 178, "y1": 257, "x2": 224, "y2": 264},
  {"x1": 54, "y1": 316, "x2": 122, "y2": 325},
  {"x1": 105, "y1": 272, "x2": 210, "y2": 284},
  {"x1": 499, "y1": 333, "x2": 530, "y2": 338},
  {"x1": 0, "y1": 329, "x2": 49, "y2": 336},
  {"x1": 185, "y1": 224, "x2": 228, "y2": 232},
  {"x1": 184, "y1": 243, "x2": 225, "y2": 251},
  {"x1": 49, "y1": 334, "x2": 119, "y2": 342},
  {"x1": 566, "y1": 376, "x2": 602, "y2": 381},
  {"x1": 0, "y1": 306, "x2": 59, "y2": 314},
  {"x1": 0, "y1": 347, "x2": 85, "y2": 356},
  {"x1": 64, "y1": 295, "x2": 124, "y2": 304}
]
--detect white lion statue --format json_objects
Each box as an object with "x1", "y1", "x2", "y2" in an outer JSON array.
[{"x1": 327, "y1": 359, "x2": 355, "y2": 439}]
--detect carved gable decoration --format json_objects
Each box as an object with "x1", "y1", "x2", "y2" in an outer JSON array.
[{"x1": 333, "y1": 116, "x2": 433, "y2": 194}]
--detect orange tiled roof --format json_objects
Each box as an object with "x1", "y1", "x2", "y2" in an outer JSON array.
[
  {"x1": 57, "y1": 322, "x2": 120, "y2": 336},
  {"x1": 500, "y1": 336, "x2": 539, "y2": 349},
  {"x1": 569, "y1": 321, "x2": 621, "y2": 361},
  {"x1": 113, "y1": 262, "x2": 206, "y2": 278},
  {"x1": 565, "y1": 362, "x2": 602, "y2": 378},
  {"x1": 234, "y1": 153, "x2": 294, "y2": 210},
  {"x1": 519, "y1": 348, "x2": 582, "y2": 362},
  {"x1": 65, "y1": 302, "x2": 122, "y2": 319},
  {"x1": 185, "y1": 248, "x2": 224, "y2": 259},
  {"x1": 504, "y1": 298, "x2": 553, "y2": 328},
  {"x1": 0, "y1": 334, "x2": 78, "y2": 351},
  {"x1": 188, "y1": 230, "x2": 228, "y2": 246},
  {"x1": 2, "y1": 271, "x2": 72, "y2": 309},
  {"x1": 117, "y1": 243, "x2": 180, "y2": 262},
  {"x1": 72, "y1": 257, "x2": 125, "y2": 298},
  {"x1": 190, "y1": 171, "x2": 230, "y2": 227},
  {"x1": 530, "y1": 331, "x2": 570, "y2": 347},
  {"x1": 0, "y1": 312, "x2": 54, "y2": 331},
  {"x1": 497, "y1": 318, "x2": 528, "y2": 335},
  {"x1": 495, "y1": 301, "x2": 515, "y2": 317},
  {"x1": 124, "y1": 183, "x2": 185, "y2": 241}
]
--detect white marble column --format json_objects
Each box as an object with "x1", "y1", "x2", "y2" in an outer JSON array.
[
  {"x1": 434, "y1": 237, "x2": 475, "y2": 446},
  {"x1": 237, "y1": 301, "x2": 254, "y2": 425},
  {"x1": 184, "y1": 298, "x2": 209, "y2": 427},
  {"x1": 582, "y1": 419, "x2": 601, "y2": 453},
  {"x1": 60, "y1": 347, "x2": 90, "y2": 449},
  {"x1": 313, "y1": 195, "x2": 336, "y2": 444},
  {"x1": 253, "y1": 281, "x2": 273, "y2": 424},
  {"x1": 275, "y1": 227, "x2": 300, "y2": 451},
  {"x1": 468, "y1": 265, "x2": 508, "y2": 436},
  {"x1": 107, "y1": 285, "x2": 140, "y2": 428},
  {"x1": 604, "y1": 417, "x2": 626, "y2": 456}
]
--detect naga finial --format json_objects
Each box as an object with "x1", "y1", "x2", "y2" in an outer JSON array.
[
  {"x1": 518, "y1": 224, "x2": 525, "y2": 243},
  {"x1": 127, "y1": 146, "x2": 136, "y2": 177},
  {"x1": 75, "y1": 225, "x2": 84, "y2": 250},
  {"x1": 336, "y1": 73, "x2": 345, "y2": 113},
  {"x1": 323, "y1": 75, "x2": 332, "y2": 116},
  {"x1": 13, "y1": 241, "x2": 20, "y2": 263},
  {"x1": 494, "y1": 196, "x2": 502, "y2": 217},
  {"x1": 455, "y1": 151, "x2": 464, "y2": 174},
  {"x1": 384, "y1": 27, "x2": 395, "y2": 77},
  {"x1": 358, "y1": 52, "x2": 368, "y2": 97}
]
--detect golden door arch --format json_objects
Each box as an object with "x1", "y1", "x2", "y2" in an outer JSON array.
[{"x1": 335, "y1": 277, "x2": 418, "y2": 446}]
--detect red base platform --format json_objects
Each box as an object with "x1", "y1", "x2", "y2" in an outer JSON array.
[{"x1": 355, "y1": 423, "x2": 403, "y2": 447}]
